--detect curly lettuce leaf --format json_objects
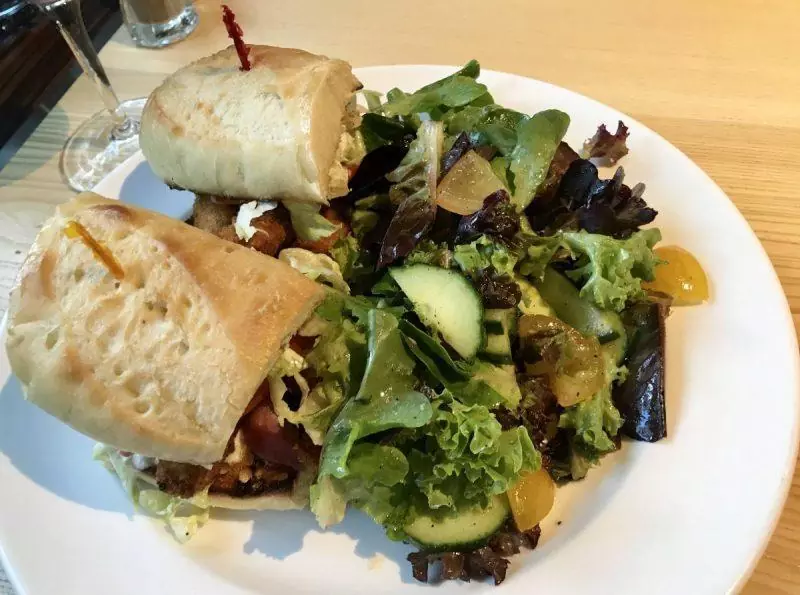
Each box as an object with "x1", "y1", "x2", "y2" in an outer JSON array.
[
  {"x1": 516, "y1": 233, "x2": 567, "y2": 280},
  {"x1": 510, "y1": 110, "x2": 571, "y2": 209},
  {"x1": 454, "y1": 235, "x2": 518, "y2": 276},
  {"x1": 402, "y1": 393, "x2": 540, "y2": 511},
  {"x1": 93, "y1": 445, "x2": 210, "y2": 542},
  {"x1": 559, "y1": 386, "x2": 621, "y2": 454},
  {"x1": 562, "y1": 228, "x2": 661, "y2": 311}
]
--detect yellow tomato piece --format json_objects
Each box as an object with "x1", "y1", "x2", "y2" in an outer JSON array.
[
  {"x1": 507, "y1": 469, "x2": 556, "y2": 531},
  {"x1": 643, "y1": 245, "x2": 709, "y2": 306}
]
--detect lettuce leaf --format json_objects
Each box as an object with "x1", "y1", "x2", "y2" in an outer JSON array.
[
  {"x1": 329, "y1": 235, "x2": 360, "y2": 280},
  {"x1": 556, "y1": 348, "x2": 626, "y2": 479},
  {"x1": 445, "y1": 105, "x2": 526, "y2": 155},
  {"x1": 93, "y1": 445, "x2": 211, "y2": 542},
  {"x1": 359, "y1": 113, "x2": 415, "y2": 152},
  {"x1": 454, "y1": 235, "x2": 518, "y2": 276},
  {"x1": 284, "y1": 202, "x2": 340, "y2": 241},
  {"x1": 401, "y1": 392, "x2": 540, "y2": 512},
  {"x1": 381, "y1": 61, "x2": 486, "y2": 119},
  {"x1": 279, "y1": 248, "x2": 350, "y2": 293},
  {"x1": 405, "y1": 240, "x2": 454, "y2": 268},
  {"x1": 311, "y1": 443, "x2": 410, "y2": 529},
  {"x1": 510, "y1": 110, "x2": 571, "y2": 209},
  {"x1": 562, "y1": 228, "x2": 661, "y2": 311},
  {"x1": 516, "y1": 233, "x2": 567, "y2": 280},
  {"x1": 315, "y1": 309, "x2": 432, "y2": 481}
]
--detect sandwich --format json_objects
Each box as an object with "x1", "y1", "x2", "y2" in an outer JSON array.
[
  {"x1": 139, "y1": 44, "x2": 364, "y2": 260},
  {"x1": 140, "y1": 44, "x2": 362, "y2": 205},
  {"x1": 5, "y1": 193, "x2": 336, "y2": 539}
]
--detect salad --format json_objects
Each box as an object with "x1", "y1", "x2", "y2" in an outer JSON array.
[{"x1": 256, "y1": 60, "x2": 708, "y2": 585}]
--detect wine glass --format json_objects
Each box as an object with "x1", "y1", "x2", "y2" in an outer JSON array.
[{"x1": 30, "y1": 0, "x2": 146, "y2": 191}]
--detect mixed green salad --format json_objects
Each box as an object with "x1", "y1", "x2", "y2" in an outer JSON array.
[{"x1": 267, "y1": 60, "x2": 672, "y2": 584}]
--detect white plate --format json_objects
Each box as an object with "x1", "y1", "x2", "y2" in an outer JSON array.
[{"x1": 1, "y1": 66, "x2": 798, "y2": 595}]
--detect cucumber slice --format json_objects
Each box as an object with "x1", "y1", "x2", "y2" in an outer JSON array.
[
  {"x1": 474, "y1": 362, "x2": 521, "y2": 409},
  {"x1": 404, "y1": 495, "x2": 510, "y2": 551},
  {"x1": 480, "y1": 308, "x2": 515, "y2": 360},
  {"x1": 535, "y1": 267, "x2": 627, "y2": 363},
  {"x1": 390, "y1": 265, "x2": 483, "y2": 359}
]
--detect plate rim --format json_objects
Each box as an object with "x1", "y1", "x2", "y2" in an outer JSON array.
[{"x1": 1, "y1": 63, "x2": 798, "y2": 595}]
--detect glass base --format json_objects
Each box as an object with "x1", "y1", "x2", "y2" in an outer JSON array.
[
  {"x1": 125, "y1": 5, "x2": 198, "y2": 48},
  {"x1": 60, "y1": 97, "x2": 147, "y2": 192}
]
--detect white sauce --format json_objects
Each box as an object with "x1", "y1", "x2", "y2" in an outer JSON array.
[{"x1": 234, "y1": 200, "x2": 278, "y2": 241}]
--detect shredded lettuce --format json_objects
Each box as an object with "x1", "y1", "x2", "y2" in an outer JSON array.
[
  {"x1": 329, "y1": 235, "x2": 360, "y2": 280},
  {"x1": 454, "y1": 235, "x2": 518, "y2": 276},
  {"x1": 562, "y1": 228, "x2": 661, "y2": 311},
  {"x1": 284, "y1": 201, "x2": 340, "y2": 242},
  {"x1": 279, "y1": 248, "x2": 350, "y2": 293},
  {"x1": 509, "y1": 110, "x2": 570, "y2": 209},
  {"x1": 92, "y1": 445, "x2": 211, "y2": 542},
  {"x1": 268, "y1": 297, "x2": 368, "y2": 445}
]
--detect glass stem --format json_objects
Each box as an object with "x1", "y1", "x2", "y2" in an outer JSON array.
[{"x1": 39, "y1": 0, "x2": 136, "y2": 141}]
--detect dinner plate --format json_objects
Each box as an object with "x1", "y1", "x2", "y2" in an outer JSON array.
[{"x1": 1, "y1": 65, "x2": 798, "y2": 595}]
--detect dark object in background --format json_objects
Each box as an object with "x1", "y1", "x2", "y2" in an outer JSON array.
[
  {"x1": 613, "y1": 301, "x2": 668, "y2": 442},
  {"x1": 0, "y1": 0, "x2": 120, "y2": 151}
]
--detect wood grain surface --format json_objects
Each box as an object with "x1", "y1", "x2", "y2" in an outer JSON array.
[{"x1": 0, "y1": 0, "x2": 798, "y2": 592}]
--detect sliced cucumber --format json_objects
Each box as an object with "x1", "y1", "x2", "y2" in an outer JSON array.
[
  {"x1": 390, "y1": 265, "x2": 483, "y2": 359},
  {"x1": 404, "y1": 495, "x2": 510, "y2": 551},
  {"x1": 535, "y1": 267, "x2": 627, "y2": 363},
  {"x1": 515, "y1": 276, "x2": 555, "y2": 317},
  {"x1": 474, "y1": 362, "x2": 522, "y2": 409},
  {"x1": 480, "y1": 308, "x2": 515, "y2": 361}
]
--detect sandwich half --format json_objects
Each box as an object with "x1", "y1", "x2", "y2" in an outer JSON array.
[
  {"x1": 140, "y1": 45, "x2": 363, "y2": 205},
  {"x1": 5, "y1": 193, "x2": 329, "y2": 538}
]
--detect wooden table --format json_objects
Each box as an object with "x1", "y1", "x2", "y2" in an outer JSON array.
[{"x1": 1, "y1": 0, "x2": 799, "y2": 592}]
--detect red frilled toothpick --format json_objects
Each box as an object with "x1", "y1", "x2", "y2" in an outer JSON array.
[{"x1": 222, "y1": 4, "x2": 251, "y2": 71}]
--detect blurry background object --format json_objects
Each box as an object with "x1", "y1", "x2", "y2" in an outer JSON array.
[
  {"x1": 0, "y1": 0, "x2": 119, "y2": 150},
  {"x1": 31, "y1": 0, "x2": 144, "y2": 191},
  {"x1": 120, "y1": 0, "x2": 197, "y2": 48}
]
